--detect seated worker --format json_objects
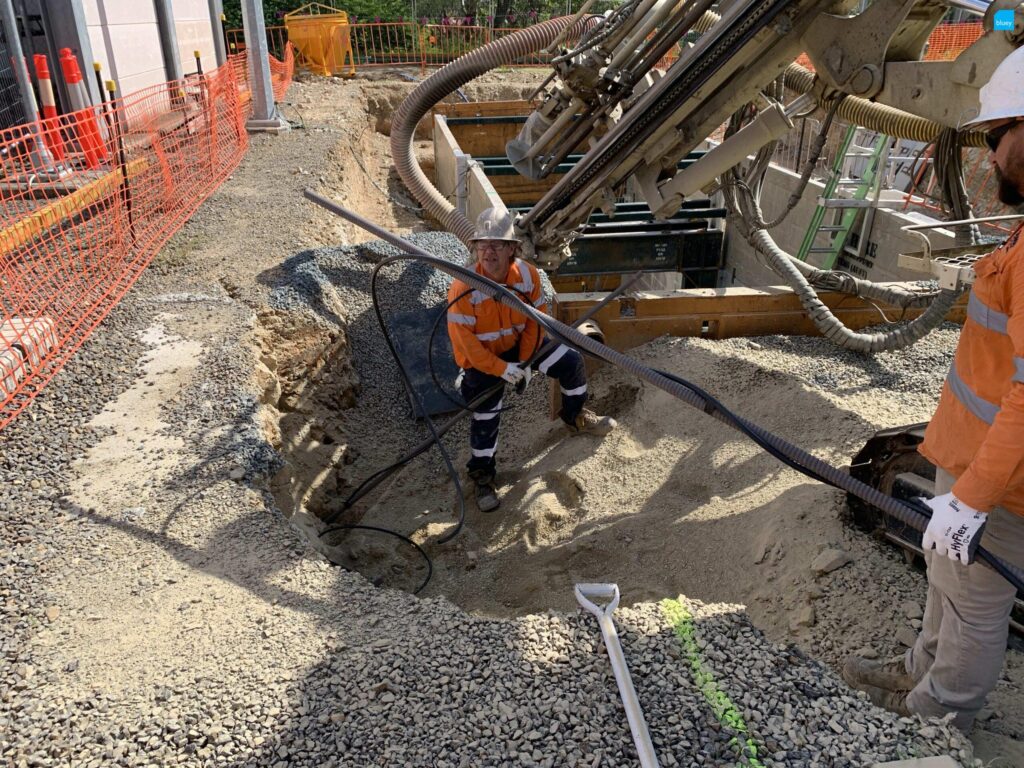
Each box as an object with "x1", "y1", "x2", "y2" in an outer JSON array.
[{"x1": 447, "y1": 208, "x2": 616, "y2": 512}]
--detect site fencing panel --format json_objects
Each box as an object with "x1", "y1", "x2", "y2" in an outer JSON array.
[
  {"x1": 0, "y1": 49, "x2": 294, "y2": 430},
  {"x1": 0, "y1": 30, "x2": 26, "y2": 130}
]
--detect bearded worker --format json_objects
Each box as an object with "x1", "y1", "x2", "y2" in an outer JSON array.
[
  {"x1": 843, "y1": 45, "x2": 1024, "y2": 733},
  {"x1": 446, "y1": 208, "x2": 616, "y2": 512}
]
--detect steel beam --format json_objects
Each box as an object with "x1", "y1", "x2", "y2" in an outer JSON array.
[
  {"x1": 240, "y1": 0, "x2": 288, "y2": 132},
  {"x1": 208, "y1": 0, "x2": 227, "y2": 66},
  {"x1": 154, "y1": 0, "x2": 183, "y2": 82}
]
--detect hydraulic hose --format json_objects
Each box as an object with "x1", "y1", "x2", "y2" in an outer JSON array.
[
  {"x1": 390, "y1": 17, "x2": 580, "y2": 246},
  {"x1": 303, "y1": 190, "x2": 1024, "y2": 596},
  {"x1": 747, "y1": 226, "x2": 963, "y2": 352},
  {"x1": 781, "y1": 62, "x2": 987, "y2": 148}
]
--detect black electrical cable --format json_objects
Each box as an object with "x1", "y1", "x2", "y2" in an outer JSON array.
[
  {"x1": 530, "y1": 319, "x2": 837, "y2": 485},
  {"x1": 320, "y1": 523, "x2": 432, "y2": 594},
  {"x1": 302, "y1": 191, "x2": 1024, "y2": 595},
  {"x1": 369, "y1": 259, "x2": 468, "y2": 545}
]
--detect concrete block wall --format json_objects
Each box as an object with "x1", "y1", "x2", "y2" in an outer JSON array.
[
  {"x1": 173, "y1": 0, "x2": 218, "y2": 75},
  {"x1": 83, "y1": 0, "x2": 217, "y2": 95}
]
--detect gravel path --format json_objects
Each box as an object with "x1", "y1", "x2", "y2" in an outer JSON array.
[{"x1": 0, "y1": 73, "x2": 1017, "y2": 767}]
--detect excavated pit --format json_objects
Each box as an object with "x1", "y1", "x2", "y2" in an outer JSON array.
[
  {"x1": 254, "y1": 223, "x2": 966, "y2": 675},
  {"x1": 252, "y1": 79, "x2": 960, "y2": 653},
  {"x1": 237, "y1": 75, "x2": 1024, "y2": 756}
]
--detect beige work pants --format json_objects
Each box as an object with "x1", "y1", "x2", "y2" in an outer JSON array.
[{"x1": 905, "y1": 467, "x2": 1024, "y2": 732}]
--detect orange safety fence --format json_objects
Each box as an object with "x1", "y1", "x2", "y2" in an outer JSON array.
[
  {"x1": 230, "y1": 43, "x2": 296, "y2": 106},
  {"x1": 270, "y1": 42, "x2": 297, "y2": 101},
  {"x1": 0, "y1": 51, "x2": 294, "y2": 430},
  {"x1": 355, "y1": 23, "x2": 432, "y2": 69},
  {"x1": 923, "y1": 21, "x2": 983, "y2": 61}
]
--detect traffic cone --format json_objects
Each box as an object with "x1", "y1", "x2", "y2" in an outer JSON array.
[
  {"x1": 58, "y1": 48, "x2": 107, "y2": 168},
  {"x1": 32, "y1": 54, "x2": 65, "y2": 161}
]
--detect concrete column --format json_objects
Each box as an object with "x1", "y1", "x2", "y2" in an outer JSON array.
[
  {"x1": 241, "y1": 0, "x2": 287, "y2": 132},
  {"x1": 208, "y1": 0, "x2": 227, "y2": 66},
  {"x1": 154, "y1": 0, "x2": 183, "y2": 81},
  {"x1": 0, "y1": 0, "x2": 54, "y2": 168}
]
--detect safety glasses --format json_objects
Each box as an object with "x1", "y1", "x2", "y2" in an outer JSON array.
[
  {"x1": 986, "y1": 120, "x2": 1020, "y2": 153},
  {"x1": 477, "y1": 241, "x2": 514, "y2": 253}
]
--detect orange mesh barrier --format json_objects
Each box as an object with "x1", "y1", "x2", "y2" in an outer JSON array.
[
  {"x1": 0, "y1": 50, "x2": 296, "y2": 429},
  {"x1": 923, "y1": 21, "x2": 983, "y2": 61},
  {"x1": 270, "y1": 42, "x2": 297, "y2": 100}
]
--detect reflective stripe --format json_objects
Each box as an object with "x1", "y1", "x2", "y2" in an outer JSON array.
[
  {"x1": 947, "y1": 362, "x2": 1000, "y2": 425},
  {"x1": 512, "y1": 323, "x2": 525, "y2": 332},
  {"x1": 534, "y1": 295, "x2": 547, "y2": 308},
  {"x1": 967, "y1": 291, "x2": 1009, "y2": 335},
  {"x1": 561, "y1": 384, "x2": 588, "y2": 397},
  {"x1": 471, "y1": 446, "x2": 497, "y2": 457},
  {"x1": 538, "y1": 344, "x2": 569, "y2": 374},
  {"x1": 475, "y1": 328, "x2": 517, "y2": 341},
  {"x1": 511, "y1": 259, "x2": 533, "y2": 295},
  {"x1": 472, "y1": 399, "x2": 503, "y2": 421},
  {"x1": 1014, "y1": 357, "x2": 1024, "y2": 384},
  {"x1": 447, "y1": 312, "x2": 476, "y2": 326},
  {"x1": 469, "y1": 290, "x2": 491, "y2": 305}
]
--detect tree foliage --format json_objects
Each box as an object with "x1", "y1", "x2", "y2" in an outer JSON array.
[{"x1": 222, "y1": 0, "x2": 615, "y2": 27}]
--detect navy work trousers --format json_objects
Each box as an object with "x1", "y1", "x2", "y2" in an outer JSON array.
[{"x1": 459, "y1": 343, "x2": 587, "y2": 482}]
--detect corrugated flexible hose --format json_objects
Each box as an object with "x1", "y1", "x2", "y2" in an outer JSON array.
[{"x1": 390, "y1": 17, "x2": 578, "y2": 245}]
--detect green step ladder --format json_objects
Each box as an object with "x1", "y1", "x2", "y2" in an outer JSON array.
[{"x1": 796, "y1": 126, "x2": 892, "y2": 269}]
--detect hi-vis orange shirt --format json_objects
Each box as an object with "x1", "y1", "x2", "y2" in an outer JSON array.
[
  {"x1": 920, "y1": 224, "x2": 1024, "y2": 516},
  {"x1": 447, "y1": 258, "x2": 548, "y2": 377}
]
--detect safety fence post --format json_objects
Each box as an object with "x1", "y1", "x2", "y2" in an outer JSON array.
[{"x1": 104, "y1": 79, "x2": 134, "y2": 241}]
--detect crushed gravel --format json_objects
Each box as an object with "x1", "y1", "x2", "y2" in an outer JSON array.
[{"x1": 0, "y1": 73, "x2": 1013, "y2": 768}]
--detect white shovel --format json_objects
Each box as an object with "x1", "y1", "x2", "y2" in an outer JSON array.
[{"x1": 574, "y1": 583, "x2": 660, "y2": 768}]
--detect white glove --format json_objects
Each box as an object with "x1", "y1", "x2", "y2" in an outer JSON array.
[
  {"x1": 922, "y1": 492, "x2": 987, "y2": 565},
  {"x1": 501, "y1": 362, "x2": 526, "y2": 385}
]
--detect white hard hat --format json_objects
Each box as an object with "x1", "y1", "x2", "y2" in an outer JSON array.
[
  {"x1": 963, "y1": 45, "x2": 1024, "y2": 130},
  {"x1": 468, "y1": 207, "x2": 519, "y2": 243}
]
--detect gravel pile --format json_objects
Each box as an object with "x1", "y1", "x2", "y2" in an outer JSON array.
[
  {"x1": 717, "y1": 326, "x2": 959, "y2": 406},
  {"x1": 266, "y1": 232, "x2": 556, "y2": 465},
  {"x1": 1, "y1": 235, "x2": 981, "y2": 766}
]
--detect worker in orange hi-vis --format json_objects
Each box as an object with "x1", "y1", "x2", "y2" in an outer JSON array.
[
  {"x1": 446, "y1": 208, "x2": 616, "y2": 513},
  {"x1": 843, "y1": 45, "x2": 1024, "y2": 733}
]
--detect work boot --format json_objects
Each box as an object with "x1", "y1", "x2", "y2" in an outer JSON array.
[
  {"x1": 566, "y1": 408, "x2": 617, "y2": 436},
  {"x1": 842, "y1": 655, "x2": 916, "y2": 693},
  {"x1": 468, "y1": 471, "x2": 500, "y2": 513},
  {"x1": 474, "y1": 481, "x2": 499, "y2": 513},
  {"x1": 857, "y1": 683, "x2": 911, "y2": 717}
]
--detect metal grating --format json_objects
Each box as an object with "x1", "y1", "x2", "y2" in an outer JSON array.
[{"x1": 0, "y1": 25, "x2": 26, "y2": 130}]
